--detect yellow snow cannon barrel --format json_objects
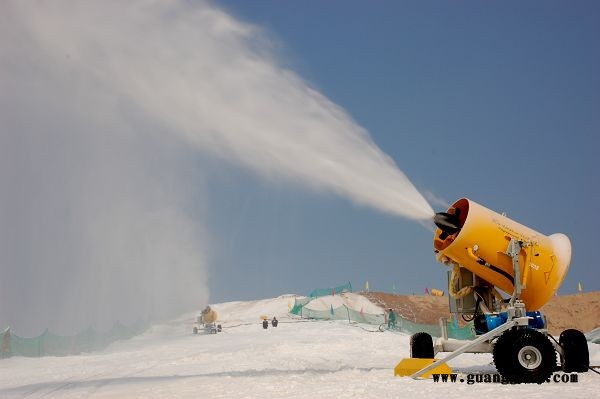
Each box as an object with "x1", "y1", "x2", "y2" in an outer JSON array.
[
  {"x1": 202, "y1": 307, "x2": 218, "y2": 323},
  {"x1": 430, "y1": 288, "x2": 444, "y2": 297},
  {"x1": 433, "y1": 198, "x2": 571, "y2": 310}
]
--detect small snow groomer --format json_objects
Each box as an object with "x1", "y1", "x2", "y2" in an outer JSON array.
[
  {"x1": 396, "y1": 198, "x2": 589, "y2": 383},
  {"x1": 193, "y1": 306, "x2": 222, "y2": 335}
]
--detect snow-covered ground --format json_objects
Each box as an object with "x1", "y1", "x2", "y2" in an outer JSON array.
[{"x1": 1, "y1": 295, "x2": 598, "y2": 398}]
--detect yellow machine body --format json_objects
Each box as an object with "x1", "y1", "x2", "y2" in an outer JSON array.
[
  {"x1": 394, "y1": 358, "x2": 452, "y2": 378},
  {"x1": 202, "y1": 309, "x2": 218, "y2": 323},
  {"x1": 434, "y1": 198, "x2": 572, "y2": 310}
]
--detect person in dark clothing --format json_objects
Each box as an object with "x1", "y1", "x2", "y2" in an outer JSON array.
[
  {"x1": 262, "y1": 319, "x2": 269, "y2": 329},
  {"x1": 387, "y1": 308, "x2": 397, "y2": 329},
  {"x1": 271, "y1": 317, "x2": 278, "y2": 327}
]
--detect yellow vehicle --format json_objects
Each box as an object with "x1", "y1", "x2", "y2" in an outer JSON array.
[
  {"x1": 192, "y1": 306, "x2": 221, "y2": 334},
  {"x1": 396, "y1": 198, "x2": 589, "y2": 384}
]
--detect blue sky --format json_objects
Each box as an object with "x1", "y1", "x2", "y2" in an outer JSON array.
[{"x1": 207, "y1": 0, "x2": 600, "y2": 301}]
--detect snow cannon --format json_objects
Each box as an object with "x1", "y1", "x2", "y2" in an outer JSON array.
[
  {"x1": 396, "y1": 198, "x2": 589, "y2": 384},
  {"x1": 433, "y1": 197, "x2": 571, "y2": 310},
  {"x1": 192, "y1": 306, "x2": 221, "y2": 334},
  {"x1": 202, "y1": 308, "x2": 218, "y2": 324}
]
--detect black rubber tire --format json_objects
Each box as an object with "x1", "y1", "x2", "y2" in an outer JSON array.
[
  {"x1": 192, "y1": 327, "x2": 198, "y2": 335},
  {"x1": 410, "y1": 332, "x2": 434, "y2": 359},
  {"x1": 559, "y1": 329, "x2": 589, "y2": 373},
  {"x1": 493, "y1": 328, "x2": 556, "y2": 384}
]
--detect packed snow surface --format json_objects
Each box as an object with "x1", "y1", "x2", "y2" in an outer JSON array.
[{"x1": 1, "y1": 295, "x2": 598, "y2": 398}]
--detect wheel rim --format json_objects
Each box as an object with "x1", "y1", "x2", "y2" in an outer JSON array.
[{"x1": 518, "y1": 345, "x2": 542, "y2": 369}]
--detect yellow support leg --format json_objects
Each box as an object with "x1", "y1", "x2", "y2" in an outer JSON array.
[{"x1": 394, "y1": 358, "x2": 452, "y2": 378}]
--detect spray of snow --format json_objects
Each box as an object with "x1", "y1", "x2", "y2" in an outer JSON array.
[{"x1": 4, "y1": 0, "x2": 433, "y2": 220}]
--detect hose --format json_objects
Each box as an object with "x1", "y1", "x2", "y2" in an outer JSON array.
[{"x1": 448, "y1": 263, "x2": 474, "y2": 299}]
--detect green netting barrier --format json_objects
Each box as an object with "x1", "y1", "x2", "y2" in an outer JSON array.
[
  {"x1": 308, "y1": 282, "x2": 352, "y2": 298},
  {"x1": 290, "y1": 292, "x2": 475, "y2": 340},
  {"x1": 346, "y1": 307, "x2": 385, "y2": 325},
  {"x1": 585, "y1": 327, "x2": 600, "y2": 344},
  {"x1": 295, "y1": 305, "x2": 358, "y2": 322},
  {"x1": 0, "y1": 319, "x2": 150, "y2": 358},
  {"x1": 390, "y1": 315, "x2": 475, "y2": 339},
  {"x1": 290, "y1": 297, "x2": 311, "y2": 315}
]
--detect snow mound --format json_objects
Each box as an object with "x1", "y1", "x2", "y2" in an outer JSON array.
[
  {"x1": 211, "y1": 294, "x2": 296, "y2": 324},
  {"x1": 209, "y1": 292, "x2": 384, "y2": 324},
  {"x1": 303, "y1": 292, "x2": 384, "y2": 314}
]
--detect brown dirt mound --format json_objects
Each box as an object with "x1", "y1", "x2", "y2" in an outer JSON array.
[
  {"x1": 361, "y1": 291, "x2": 600, "y2": 335},
  {"x1": 540, "y1": 292, "x2": 600, "y2": 335},
  {"x1": 361, "y1": 291, "x2": 450, "y2": 325}
]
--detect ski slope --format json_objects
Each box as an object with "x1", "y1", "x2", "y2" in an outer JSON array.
[{"x1": 0, "y1": 295, "x2": 598, "y2": 398}]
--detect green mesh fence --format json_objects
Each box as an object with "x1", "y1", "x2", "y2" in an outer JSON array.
[
  {"x1": 346, "y1": 307, "x2": 385, "y2": 325},
  {"x1": 295, "y1": 305, "x2": 358, "y2": 322},
  {"x1": 290, "y1": 294, "x2": 474, "y2": 340},
  {"x1": 391, "y1": 316, "x2": 474, "y2": 339},
  {"x1": 308, "y1": 282, "x2": 352, "y2": 298},
  {"x1": 585, "y1": 327, "x2": 600, "y2": 344},
  {"x1": 290, "y1": 297, "x2": 311, "y2": 315},
  {"x1": 0, "y1": 319, "x2": 150, "y2": 358}
]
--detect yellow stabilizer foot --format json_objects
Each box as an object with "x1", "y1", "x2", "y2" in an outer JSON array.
[{"x1": 394, "y1": 358, "x2": 452, "y2": 378}]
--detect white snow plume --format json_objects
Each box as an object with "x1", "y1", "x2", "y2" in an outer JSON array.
[
  {"x1": 4, "y1": 0, "x2": 433, "y2": 220},
  {"x1": 0, "y1": 105, "x2": 210, "y2": 335},
  {"x1": 0, "y1": 2, "x2": 211, "y2": 335}
]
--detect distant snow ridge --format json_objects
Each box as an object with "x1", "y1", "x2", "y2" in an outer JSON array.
[
  {"x1": 208, "y1": 293, "x2": 383, "y2": 326},
  {"x1": 211, "y1": 295, "x2": 298, "y2": 324}
]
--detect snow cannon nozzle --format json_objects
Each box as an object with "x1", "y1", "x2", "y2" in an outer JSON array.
[{"x1": 433, "y1": 211, "x2": 460, "y2": 235}]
